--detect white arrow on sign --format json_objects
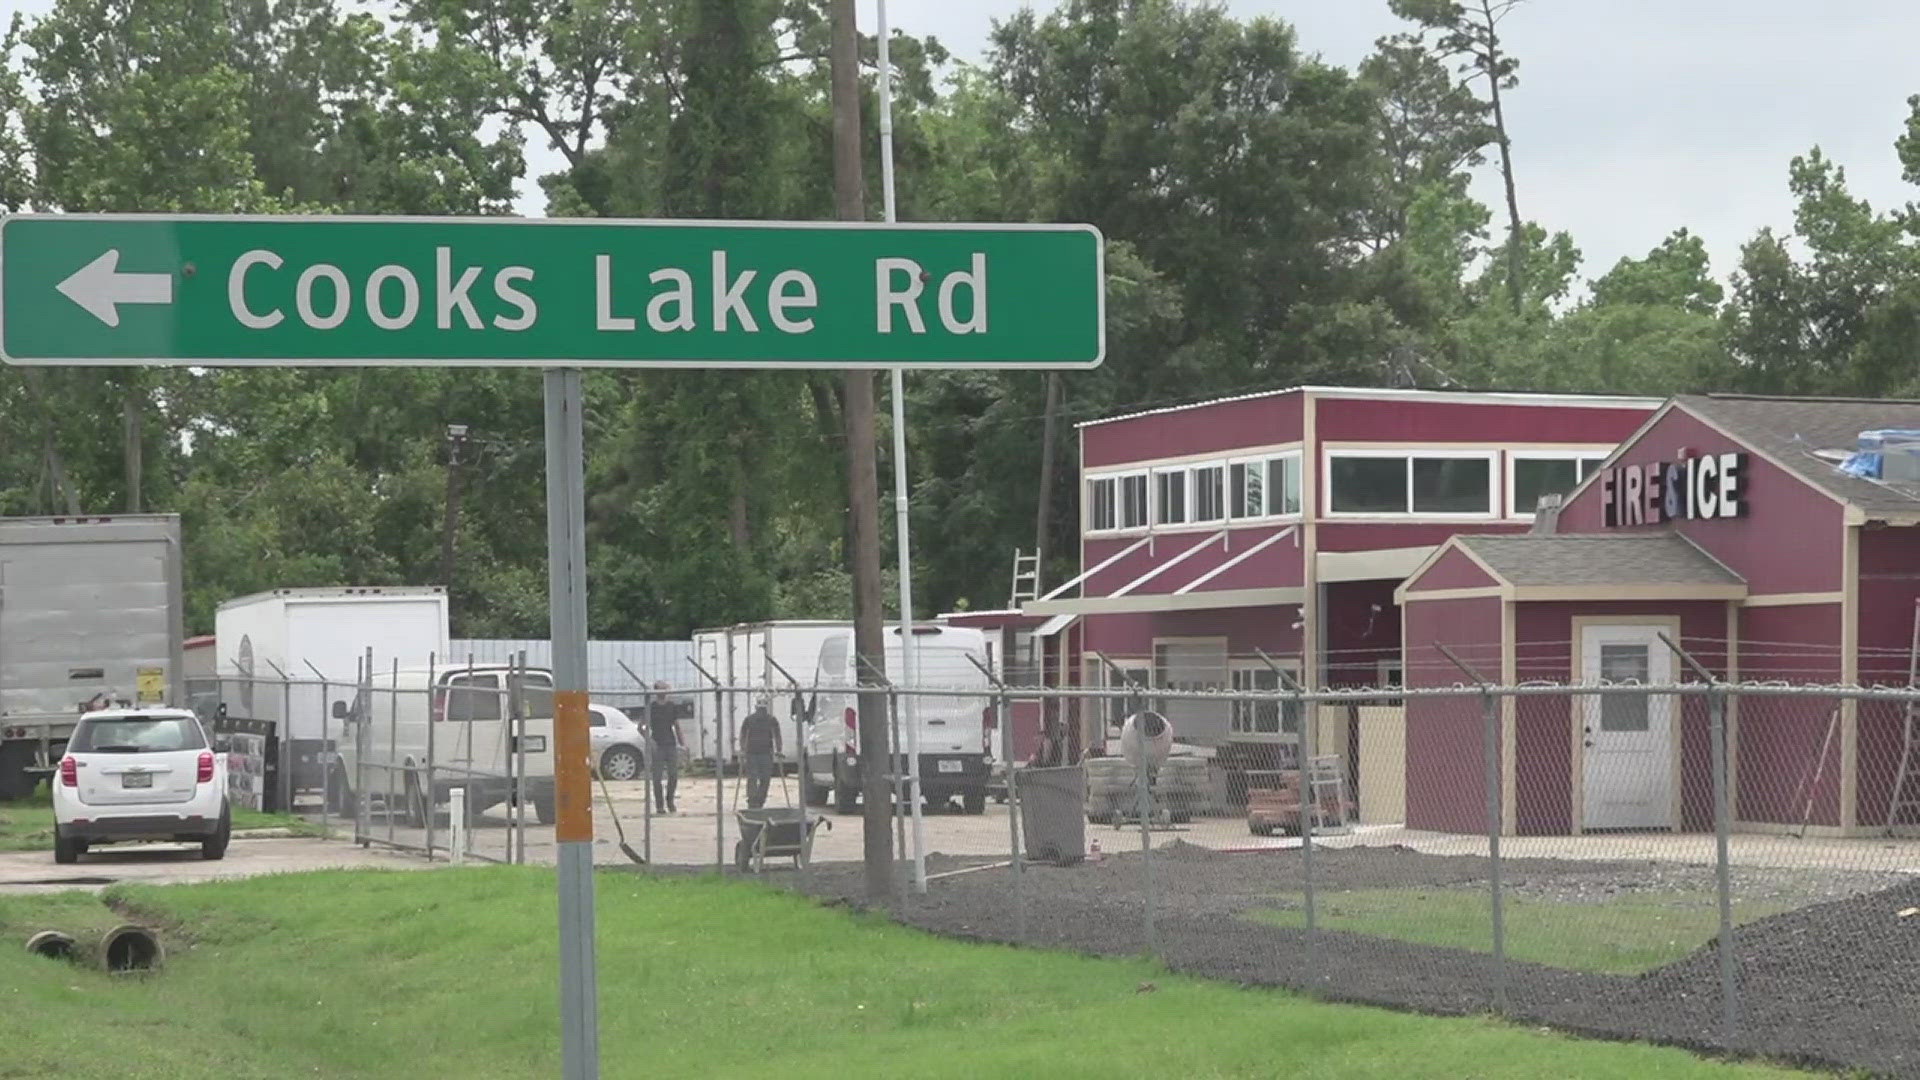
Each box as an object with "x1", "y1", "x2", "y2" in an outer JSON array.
[{"x1": 56, "y1": 249, "x2": 174, "y2": 328}]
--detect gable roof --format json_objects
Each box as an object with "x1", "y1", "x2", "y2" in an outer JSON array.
[
  {"x1": 1454, "y1": 533, "x2": 1745, "y2": 589},
  {"x1": 1675, "y1": 395, "x2": 1920, "y2": 519},
  {"x1": 1075, "y1": 385, "x2": 1661, "y2": 430}
]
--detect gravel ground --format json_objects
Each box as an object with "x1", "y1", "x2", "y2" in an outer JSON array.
[{"x1": 774, "y1": 843, "x2": 1919, "y2": 1077}]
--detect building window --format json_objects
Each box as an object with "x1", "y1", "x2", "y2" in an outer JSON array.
[
  {"x1": 1192, "y1": 464, "x2": 1225, "y2": 523},
  {"x1": 1328, "y1": 452, "x2": 1495, "y2": 517},
  {"x1": 1230, "y1": 452, "x2": 1301, "y2": 520},
  {"x1": 1509, "y1": 453, "x2": 1608, "y2": 517},
  {"x1": 1228, "y1": 665, "x2": 1304, "y2": 736},
  {"x1": 1086, "y1": 476, "x2": 1117, "y2": 532},
  {"x1": 1230, "y1": 460, "x2": 1264, "y2": 518},
  {"x1": 1119, "y1": 473, "x2": 1149, "y2": 529},
  {"x1": 1270, "y1": 455, "x2": 1302, "y2": 515},
  {"x1": 1155, "y1": 469, "x2": 1188, "y2": 526}
]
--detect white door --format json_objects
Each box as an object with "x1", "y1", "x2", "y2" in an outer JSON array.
[{"x1": 1580, "y1": 626, "x2": 1676, "y2": 830}]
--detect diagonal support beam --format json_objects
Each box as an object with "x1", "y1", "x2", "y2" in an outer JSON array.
[
  {"x1": 1113, "y1": 530, "x2": 1225, "y2": 596},
  {"x1": 1174, "y1": 526, "x2": 1297, "y2": 595},
  {"x1": 1035, "y1": 534, "x2": 1152, "y2": 601}
]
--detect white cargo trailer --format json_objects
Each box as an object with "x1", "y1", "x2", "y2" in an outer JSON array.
[
  {"x1": 214, "y1": 587, "x2": 448, "y2": 792},
  {"x1": 0, "y1": 516, "x2": 185, "y2": 800},
  {"x1": 689, "y1": 621, "x2": 850, "y2": 766}
]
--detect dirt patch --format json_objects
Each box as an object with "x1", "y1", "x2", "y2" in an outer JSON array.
[{"x1": 785, "y1": 845, "x2": 1918, "y2": 1077}]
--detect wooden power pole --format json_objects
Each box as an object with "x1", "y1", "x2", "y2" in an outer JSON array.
[{"x1": 830, "y1": 0, "x2": 893, "y2": 903}]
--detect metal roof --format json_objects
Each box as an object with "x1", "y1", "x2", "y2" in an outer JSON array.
[
  {"x1": 1075, "y1": 385, "x2": 1663, "y2": 430},
  {"x1": 1456, "y1": 533, "x2": 1745, "y2": 589},
  {"x1": 1676, "y1": 395, "x2": 1920, "y2": 518}
]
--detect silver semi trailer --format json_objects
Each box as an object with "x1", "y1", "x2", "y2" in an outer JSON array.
[{"x1": 0, "y1": 516, "x2": 185, "y2": 800}]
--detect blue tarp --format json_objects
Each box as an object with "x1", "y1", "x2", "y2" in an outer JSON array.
[{"x1": 1838, "y1": 429, "x2": 1920, "y2": 480}]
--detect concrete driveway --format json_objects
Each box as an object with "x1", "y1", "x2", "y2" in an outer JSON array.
[{"x1": 0, "y1": 835, "x2": 427, "y2": 894}]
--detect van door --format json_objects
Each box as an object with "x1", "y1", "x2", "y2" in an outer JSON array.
[{"x1": 898, "y1": 645, "x2": 987, "y2": 755}]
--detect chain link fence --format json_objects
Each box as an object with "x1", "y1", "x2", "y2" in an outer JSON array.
[{"x1": 208, "y1": 660, "x2": 1920, "y2": 1073}]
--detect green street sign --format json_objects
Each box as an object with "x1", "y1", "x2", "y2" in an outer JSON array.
[{"x1": 0, "y1": 215, "x2": 1105, "y2": 368}]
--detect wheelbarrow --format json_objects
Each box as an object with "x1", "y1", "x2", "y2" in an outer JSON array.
[{"x1": 734, "y1": 808, "x2": 831, "y2": 873}]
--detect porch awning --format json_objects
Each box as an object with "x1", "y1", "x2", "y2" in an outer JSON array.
[
  {"x1": 1317, "y1": 545, "x2": 1438, "y2": 584},
  {"x1": 1023, "y1": 586, "x2": 1306, "y2": 616},
  {"x1": 1032, "y1": 612, "x2": 1078, "y2": 638}
]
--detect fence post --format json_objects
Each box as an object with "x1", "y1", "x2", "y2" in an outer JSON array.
[
  {"x1": 687, "y1": 657, "x2": 727, "y2": 872},
  {"x1": 967, "y1": 654, "x2": 1024, "y2": 943},
  {"x1": 388, "y1": 659, "x2": 399, "y2": 849},
  {"x1": 1656, "y1": 632, "x2": 1737, "y2": 1047},
  {"x1": 1710, "y1": 684, "x2": 1737, "y2": 1045},
  {"x1": 358, "y1": 649, "x2": 373, "y2": 847},
  {"x1": 425, "y1": 654, "x2": 437, "y2": 861},
  {"x1": 1301, "y1": 691, "x2": 1319, "y2": 981},
  {"x1": 1135, "y1": 735, "x2": 1157, "y2": 960},
  {"x1": 280, "y1": 673, "x2": 294, "y2": 815},
  {"x1": 450, "y1": 785, "x2": 467, "y2": 864},
  {"x1": 319, "y1": 679, "x2": 332, "y2": 837},
  {"x1": 1435, "y1": 643, "x2": 1505, "y2": 1013}
]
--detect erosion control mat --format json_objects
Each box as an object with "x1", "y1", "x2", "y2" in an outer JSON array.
[{"x1": 793, "y1": 843, "x2": 1920, "y2": 1077}]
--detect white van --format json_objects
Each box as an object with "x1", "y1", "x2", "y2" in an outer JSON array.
[
  {"x1": 326, "y1": 664, "x2": 557, "y2": 826},
  {"x1": 803, "y1": 625, "x2": 994, "y2": 815}
]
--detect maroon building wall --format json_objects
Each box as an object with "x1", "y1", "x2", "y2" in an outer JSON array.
[
  {"x1": 1409, "y1": 547, "x2": 1499, "y2": 591},
  {"x1": 1402, "y1": 594, "x2": 1504, "y2": 833},
  {"x1": 1081, "y1": 392, "x2": 1303, "y2": 469},
  {"x1": 1511, "y1": 600, "x2": 1726, "y2": 834},
  {"x1": 1312, "y1": 397, "x2": 1654, "y2": 445},
  {"x1": 1080, "y1": 605, "x2": 1303, "y2": 662},
  {"x1": 1736, "y1": 604, "x2": 1843, "y2": 827},
  {"x1": 1855, "y1": 526, "x2": 1920, "y2": 826},
  {"x1": 1557, "y1": 407, "x2": 1846, "y2": 595}
]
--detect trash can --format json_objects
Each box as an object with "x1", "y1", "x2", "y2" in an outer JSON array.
[{"x1": 1015, "y1": 765, "x2": 1086, "y2": 865}]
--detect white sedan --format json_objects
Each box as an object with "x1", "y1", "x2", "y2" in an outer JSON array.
[
  {"x1": 590, "y1": 703, "x2": 649, "y2": 782},
  {"x1": 52, "y1": 708, "x2": 231, "y2": 863}
]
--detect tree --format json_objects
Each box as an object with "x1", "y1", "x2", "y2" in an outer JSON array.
[
  {"x1": 1389, "y1": 0, "x2": 1528, "y2": 314},
  {"x1": 1356, "y1": 34, "x2": 1493, "y2": 250}
]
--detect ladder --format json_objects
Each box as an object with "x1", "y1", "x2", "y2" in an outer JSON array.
[
  {"x1": 1009, "y1": 549, "x2": 1041, "y2": 607},
  {"x1": 1886, "y1": 599, "x2": 1920, "y2": 835}
]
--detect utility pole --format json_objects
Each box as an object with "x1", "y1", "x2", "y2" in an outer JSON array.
[
  {"x1": 441, "y1": 423, "x2": 469, "y2": 598},
  {"x1": 830, "y1": 0, "x2": 892, "y2": 902},
  {"x1": 1034, "y1": 372, "x2": 1061, "y2": 573}
]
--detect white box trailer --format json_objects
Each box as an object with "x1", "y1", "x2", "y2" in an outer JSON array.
[
  {"x1": 689, "y1": 621, "x2": 848, "y2": 765},
  {"x1": 0, "y1": 516, "x2": 185, "y2": 800},
  {"x1": 214, "y1": 587, "x2": 449, "y2": 791}
]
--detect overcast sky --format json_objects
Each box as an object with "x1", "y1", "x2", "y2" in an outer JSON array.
[{"x1": 10, "y1": 0, "x2": 1917, "y2": 287}]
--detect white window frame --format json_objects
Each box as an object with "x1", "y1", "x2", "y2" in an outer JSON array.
[
  {"x1": 1228, "y1": 658, "x2": 1302, "y2": 737},
  {"x1": 1505, "y1": 450, "x2": 1611, "y2": 519},
  {"x1": 1228, "y1": 450, "x2": 1304, "y2": 522},
  {"x1": 1323, "y1": 448, "x2": 1499, "y2": 520},
  {"x1": 1153, "y1": 466, "x2": 1191, "y2": 527},
  {"x1": 1190, "y1": 462, "x2": 1227, "y2": 524},
  {"x1": 1084, "y1": 474, "x2": 1119, "y2": 533},
  {"x1": 1084, "y1": 469, "x2": 1150, "y2": 533}
]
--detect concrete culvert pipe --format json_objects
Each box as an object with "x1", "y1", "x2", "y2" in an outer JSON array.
[
  {"x1": 24, "y1": 930, "x2": 76, "y2": 961},
  {"x1": 95, "y1": 925, "x2": 163, "y2": 974}
]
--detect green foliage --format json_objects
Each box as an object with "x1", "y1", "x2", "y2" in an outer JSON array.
[{"x1": 0, "y1": 0, "x2": 1916, "y2": 638}]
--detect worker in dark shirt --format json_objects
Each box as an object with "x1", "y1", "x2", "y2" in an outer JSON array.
[
  {"x1": 739, "y1": 698, "x2": 783, "y2": 810},
  {"x1": 647, "y1": 681, "x2": 684, "y2": 813}
]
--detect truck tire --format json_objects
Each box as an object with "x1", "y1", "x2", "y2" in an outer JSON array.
[
  {"x1": 833, "y1": 757, "x2": 859, "y2": 814},
  {"x1": 534, "y1": 792, "x2": 557, "y2": 826},
  {"x1": 326, "y1": 766, "x2": 357, "y2": 818},
  {"x1": 403, "y1": 771, "x2": 431, "y2": 829},
  {"x1": 962, "y1": 789, "x2": 987, "y2": 815},
  {"x1": 52, "y1": 825, "x2": 83, "y2": 865}
]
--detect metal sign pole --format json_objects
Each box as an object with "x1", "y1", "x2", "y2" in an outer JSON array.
[
  {"x1": 545, "y1": 368, "x2": 600, "y2": 1080},
  {"x1": 876, "y1": 0, "x2": 927, "y2": 895}
]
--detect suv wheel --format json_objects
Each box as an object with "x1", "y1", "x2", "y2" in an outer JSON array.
[
  {"x1": 52, "y1": 825, "x2": 83, "y2": 865},
  {"x1": 201, "y1": 808, "x2": 231, "y2": 861}
]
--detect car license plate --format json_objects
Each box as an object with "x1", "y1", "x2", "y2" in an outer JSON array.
[
  {"x1": 938, "y1": 760, "x2": 963, "y2": 774},
  {"x1": 122, "y1": 772, "x2": 153, "y2": 789}
]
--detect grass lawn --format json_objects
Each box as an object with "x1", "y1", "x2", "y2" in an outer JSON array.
[
  {"x1": 0, "y1": 868, "x2": 1809, "y2": 1079},
  {"x1": 1253, "y1": 886, "x2": 1790, "y2": 975},
  {"x1": 0, "y1": 802, "x2": 325, "y2": 851}
]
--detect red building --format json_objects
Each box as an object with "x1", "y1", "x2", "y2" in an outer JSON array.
[
  {"x1": 1022, "y1": 386, "x2": 1660, "y2": 760},
  {"x1": 1400, "y1": 395, "x2": 1920, "y2": 837}
]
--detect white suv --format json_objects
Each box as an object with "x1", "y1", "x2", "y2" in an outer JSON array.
[{"x1": 53, "y1": 708, "x2": 231, "y2": 864}]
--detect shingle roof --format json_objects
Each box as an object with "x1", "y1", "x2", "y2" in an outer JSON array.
[
  {"x1": 1677, "y1": 395, "x2": 1920, "y2": 518},
  {"x1": 1456, "y1": 533, "x2": 1745, "y2": 588}
]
